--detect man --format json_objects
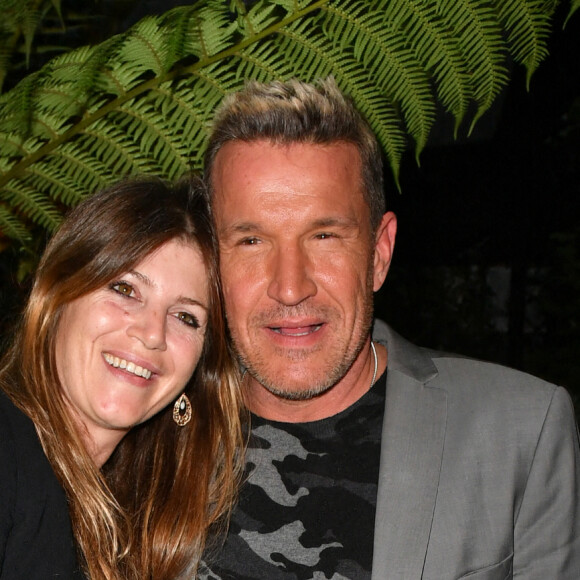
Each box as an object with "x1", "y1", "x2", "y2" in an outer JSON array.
[{"x1": 200, "y1": 78, "x2": 580, "y2": 579}]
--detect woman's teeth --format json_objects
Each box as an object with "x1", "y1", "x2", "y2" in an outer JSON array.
[{"x1": 103, "y1": 353, "x2": 152, "y2": 379}]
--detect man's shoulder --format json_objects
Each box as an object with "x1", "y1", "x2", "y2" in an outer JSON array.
[
  {"x1": 373, "y1": 320, "x2": 562, "y2": 406},
  {"x1": 426, "y1": 347, "x2": 551, "y2": 384},
  {"x1": 426, "y1": 349, "x2": 559, "y2": 406}
]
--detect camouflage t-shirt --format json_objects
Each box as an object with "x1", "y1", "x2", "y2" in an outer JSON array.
[{"x1": 201, "y1": 371, "x2": 386, "y2": 580}]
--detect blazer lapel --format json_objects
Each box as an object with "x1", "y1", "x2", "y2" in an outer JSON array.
[{"x1": 371, "y1": 322, "x2": 448, "y2": 579}]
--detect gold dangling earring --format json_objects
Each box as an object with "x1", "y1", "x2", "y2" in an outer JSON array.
[{"x1": 173, "y1": 393, "x2": 192, "y2": 426}]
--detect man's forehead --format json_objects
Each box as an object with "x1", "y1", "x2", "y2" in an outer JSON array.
[
  {"x1": 212, "y1": 139, "x2": 360, "y2": 168},
  {"x1": 211, "y1": 140, "x2": 367, "y2": 225},
  {"x1": 214, "y1": 140, "x2": 357, "y2": 184}
]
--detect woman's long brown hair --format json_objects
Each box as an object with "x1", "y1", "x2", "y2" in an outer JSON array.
[{"x1": 0, "y1": 176, "x2": 245, "y2": 579}]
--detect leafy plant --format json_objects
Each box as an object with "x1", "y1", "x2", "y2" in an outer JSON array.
[
  {"x1": 0, "y1": 0, "x2": 61, "y2": 91},
  {"x1": 0, "y1": 0, "x2": 575, "y2": 245}
]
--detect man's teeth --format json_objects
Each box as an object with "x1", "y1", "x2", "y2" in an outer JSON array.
[
  {"x1": 103, "y1": 353, "x2": 152, "y2": 379},
  {"x1": 272, "y1": 324, "x2": 322, "y2": 336}
]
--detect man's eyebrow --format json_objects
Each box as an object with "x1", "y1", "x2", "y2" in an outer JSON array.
[
  {"x1": 220, "y1": 217, "x2": 358, "y2": 235},
  {"x1": 310, "y1": 216, "x2": 359, "y2": 229},
  {"x1": 126, "y1": 270, "x2": 208, "y2": 310},
  {"x1": 218, "y1": 222, "x2": 263, "y2": 236}
]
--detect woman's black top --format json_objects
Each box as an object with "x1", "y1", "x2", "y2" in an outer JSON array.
[{"x1": 0, "y1": 390, "x2": 82, "y2": 578}]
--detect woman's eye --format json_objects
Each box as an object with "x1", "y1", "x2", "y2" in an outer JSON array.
[
  {"x1": 110, "y1": 282, "x2": 134, "y2": 297},
  {"x1": 175, "y1": 312, "x2": 200, "y2": 328}
]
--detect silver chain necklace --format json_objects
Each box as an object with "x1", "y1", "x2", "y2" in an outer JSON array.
[{"x1": 370, "y1": 341, "x2": 378, "y2": 388}]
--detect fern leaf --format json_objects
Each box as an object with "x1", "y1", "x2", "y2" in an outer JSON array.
[
  {"x1": 21, "y1": 2, "x2": 42, "y2": 69},
  {"x1": 160, "y1": 2, "x2": 235, "y2": 63},
  {"x1": 493, "y1": 0, "x2": 556, "y2": 88},
  {"x1": 323, "y1": 1, "x2": 435, "y2": 157},
  {"x1": 280, "y1": 21, "x2": 406, "y2": 183},
  {"x1": 0, "y1": 204, "x2": 30, "y2": 241},
  {"x1": 1, "y1": 181, "x2": 62, "y2": 230},
  {"x1": 48, "y1": 140, "x2": 116, "y2": 195},
  {"x1": 566, "y1": 0, "x2": 580, "y2": 24},
  {"x1": 438, "y1": 0, "x2": 509, "y2": 132},
  {"x1": 0, "y1": 0, "x2": 568, "y2": 241},
  {"x1": 24, "y1": 165, "x2": 86, "y2": 208},
  {"x1": 380, "y1": 0, "x2": 473, "y2": 135},
  {"x1": 236, "y1": 40, "x2": 296, "y2": 84},
  {"x1": 48, "y1": 0, "x2": 63, "y2": 22},
  {"x1": 237, "y1": 0, "x2": 285, "y2": 36}
]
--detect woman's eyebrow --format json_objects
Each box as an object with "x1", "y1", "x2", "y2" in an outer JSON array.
[{"x1": 127, "y1": 270, "x2": 208, "y2": 310}]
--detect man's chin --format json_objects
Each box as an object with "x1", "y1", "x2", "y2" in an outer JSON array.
[
  {"x1": 244, "y1": 364, "x2": 336, "y2": 402},
  {"x1": 261, "y1": 380, "x2": 334, "y2": 402}
]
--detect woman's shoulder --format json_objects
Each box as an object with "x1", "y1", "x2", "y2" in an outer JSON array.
[
  {"x1": 0, "y1": 389, "x2": 51, "y2": 504},
  {"x1": 0, "y1": 391, "x2": 21, "y2": 514},
  {"x1": 0, "y1": 388, "x2": 69, "y2": 515},
  {"x1": 0, "y1": 389, "x2": 65, "y2": 486},
  {"x1": 0, "y1": 390, "x2": 81, "y2": 578},
  {"x1": 0, "y1": 389, "x2": 39, "y2": 453}
]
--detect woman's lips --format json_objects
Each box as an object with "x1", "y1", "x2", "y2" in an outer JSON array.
[{"x1": 103, "y1": 353, "x2": 154, "y2": 380}]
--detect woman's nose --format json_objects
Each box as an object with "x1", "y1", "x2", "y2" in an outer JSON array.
[{"x1": 127, "y1": 307, "x2": 167, "y2": 350}]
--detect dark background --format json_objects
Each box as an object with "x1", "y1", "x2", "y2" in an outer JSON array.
[{"x1": 0, "y1": 1, "x2": 579, "y2": 414}]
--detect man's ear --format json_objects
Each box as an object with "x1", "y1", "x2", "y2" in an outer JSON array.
[{"x1": 373, "y1": 211, "x2": 397, "y2": 291}]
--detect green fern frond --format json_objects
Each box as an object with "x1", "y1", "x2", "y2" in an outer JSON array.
[
  {"x1": 48, "y1": 139, "x2": 114, "y2": 196},
  {"x1": 0, "y1": 45, "x2": 96, "y2": 130},
  {"x1": 115, "y1": 17, "x2": 170, "y2": 78},
  {"x1": 236, "y1": 0, "x2": 286, "y2": 36},
  {"x1": 0, "y1": 0, "x2": 571, "y2": 242},
  {"x1": 323, "y1": 1, "x2": 435, "y2": 158},
  {"x1": 566, "y1": 0, "x2": 580, "y2": 24},
  {"x1": 0, "y1": 0, "x2": 77, "y2": 93},
  {"x1": 438, "y1": 0, "x2": 509, "y2": 132},
  {"x1": 381, "y1": 0, "x2": 473, "y2": 135},
  {"x1": 493, "y1": 0, "x2": 556, "y2": 88},
  {"x1": 0, "y1": 0, "x2": 46, "y2": 69},
  {"x1": 0, "y1": 204, "x2": 30, "y2": 241},
  {"x1": 78, "y1": 121, "x2": 151, "y2": 176},
  {"x1": 281, "y1": 21, "x2": 406, "y2": 183},
  {"x1": 1, "y1": 180, "x2": 62, "y2": 230},
  {"x1": 48, "y1": 0, "x2": 62, "y2": 21},
  {"x1": 24, "y1": 164, "x2": 86, "y2": 208},
  {"x1": 160, "y1": 2, "x2": 231, "y2": 63},
  {"x1": 278, "y1": 20, "x2": 334, "y2": 80},
  {"x1": 21, "y1": 2, "x2": 43, "y2": 68},
  {"x1": 235, "y1": 41, "x2": 295, "y2": 84}
]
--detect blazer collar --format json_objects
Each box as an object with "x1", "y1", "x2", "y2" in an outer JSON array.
[
  {"x1": 371, "y1": 320, "x2": 448, "y2": 579},
  {"x1": 372, "y1": 319, "x2": 439, "y2": 383}
]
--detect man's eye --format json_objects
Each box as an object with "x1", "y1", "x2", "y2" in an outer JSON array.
[
  {"x1": 316, "y1": 233, "x2": 335, "y2": 239},
  {"x1": 240, "y1": 237, "x2": 260, "y2": 246},
  {"x1": 176, "y1": 312, "x2": 200, "y2": 328},
  {"x1": 110, "y1": 282, "x2": 134, "y2": 297}
]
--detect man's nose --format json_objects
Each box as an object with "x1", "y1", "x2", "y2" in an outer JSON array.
[
  {"x1": 127, "y1": 306, "x2": 167, "y2": 350},
  {"x1": 267, "y1": 244, "x2": 317, "y2": 306}
]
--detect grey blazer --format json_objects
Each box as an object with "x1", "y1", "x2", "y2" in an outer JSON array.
[{"x1": 371, "y1": 321, "x2": 580, "y2": 579}]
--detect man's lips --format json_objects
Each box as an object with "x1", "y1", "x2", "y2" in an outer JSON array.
[{"x1": 268, "y1": 323, "x2": 323, "y2": 336}]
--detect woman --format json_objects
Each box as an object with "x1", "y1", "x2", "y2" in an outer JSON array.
[{"x1": 0, "y1": 176, "x2": 245, "y2": 579}]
